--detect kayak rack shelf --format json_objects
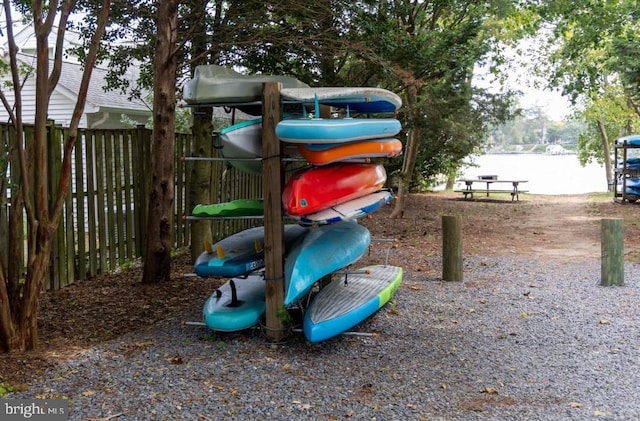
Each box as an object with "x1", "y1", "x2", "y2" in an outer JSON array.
[{"x1": 182, "y1": 156, "x2": 305, "y2": 163}]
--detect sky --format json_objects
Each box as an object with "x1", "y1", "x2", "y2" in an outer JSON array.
[
  {"x1": 474, "y1": 34, "x2": 574, "y2": 122},
  {"x1": 474, "y1": 64, "x2": 573, "y2": 122}
]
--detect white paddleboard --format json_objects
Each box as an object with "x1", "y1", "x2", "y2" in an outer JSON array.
[
  {"x1": 297, "y1": 190, "x2": 393, "y2": 226},
  {"x1": 303, "y1": 265, "x2": 403, "y2": 342},
  {"x1": 280, "y1": 87, "x2": 402, "y2": 113}
]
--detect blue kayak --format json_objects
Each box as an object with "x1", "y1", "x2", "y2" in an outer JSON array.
[
  {"x1": 616, "y1": 134, "x2": 640, "y2": 146},
  {"x1": 194, "y1": 224, "x2": 308, "y2": 278},
  {"x1": 284, "y1": 221, "x2": 371, "y2": 306}
]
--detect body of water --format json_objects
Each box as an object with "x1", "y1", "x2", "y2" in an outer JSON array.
[{"x1": 453, "y1": 153, "x2": 608, "y2": 195}]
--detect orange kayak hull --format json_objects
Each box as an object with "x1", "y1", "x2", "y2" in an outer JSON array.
[{"x1": 298, "y1": 138, "x2": 402, "y2": 166}]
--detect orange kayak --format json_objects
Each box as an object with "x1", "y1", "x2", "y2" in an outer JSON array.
[
  {"x1": 298, "y1": 138, "x2": 402, "y2": 166},
  {"x1": 282, "y1": 163, "x2": 387, "y2": 216}
]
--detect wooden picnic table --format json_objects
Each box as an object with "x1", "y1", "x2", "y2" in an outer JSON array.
[{"x1": 456, "y1": 178, "x2": 528, "y2": 201}]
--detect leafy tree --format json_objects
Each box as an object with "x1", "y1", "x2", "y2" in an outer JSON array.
[
  {"x1": 344, "y1": 1, "x2": 519, "y2": 215},
  {"x1": 575, "y1": 84, "x2": 640, "y2": 185},
  {"x1": 0, "y1": 0, "x2": 110, "y2": 352},
  {"x1": 536, "y1": 0, "x2": 640, "y2": 186},
  {"x1": 546, "y1": 120, "x2": 584, "y2": 145}
]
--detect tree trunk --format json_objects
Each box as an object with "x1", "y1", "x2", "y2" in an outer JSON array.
[
  {"x1": 187, "y1": 0, "x2": 214, "y2": 262},
  {"x1": 596, "y1": 118, "x2": 613, "y2": 191},
  {"x1": 445, "y1": 170, "x2": 456, "y2": 190},
  {"x1": 189, "y1": 108, "x2": 214, "y2": 261},
  {"x1": 390, "y1": 84, "x2": 420, "y2": 218},
  {"x1": 142, "y1": 0, "x2": 179, "y2": 284}
]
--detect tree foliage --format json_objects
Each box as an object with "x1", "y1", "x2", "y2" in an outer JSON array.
[
  {"x1": 576, "y1": 84, "x2": 640, "y2": 166},
  {"x1": 536, "y1": 0, "x2": 640, "y2": 185}
]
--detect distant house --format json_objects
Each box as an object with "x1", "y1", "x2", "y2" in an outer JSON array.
[
  {"x1": 546, "y1": 144, "x2": 568, "y2": 155},
  {"x1": 0, "y1": 23, "x2": 151, "y2": 129}
]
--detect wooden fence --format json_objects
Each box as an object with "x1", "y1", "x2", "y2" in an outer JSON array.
[{"x1": 0, "y1": 122, "x2": 284, "y2": 290}]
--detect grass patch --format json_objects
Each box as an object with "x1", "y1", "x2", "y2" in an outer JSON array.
[{"x1": 0, "y1": 382, "x2": 29, "y2": 397}]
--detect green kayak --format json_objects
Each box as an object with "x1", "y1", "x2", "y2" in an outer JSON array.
[{"x1": 192, "y1": 199, "x2": 264, "y2": 217}]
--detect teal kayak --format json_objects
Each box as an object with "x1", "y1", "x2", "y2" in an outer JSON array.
[
  {"x1": 284, "y1": 221, "x2": 370, "y2": 306},
  {"x1": 203, "y1": 275, "x2": 265, "y2": 332}
]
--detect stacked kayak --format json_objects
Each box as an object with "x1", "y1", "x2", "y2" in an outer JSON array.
[
  {"x1": 615, "y1": 134, "x2": 640, "y2": 198},
  {"x1": 625, "y1": 178, "x2": 640, "y2": 196},
  {"x1": 275, "y1": 87, "x2": 403, "y2": 342},
  {"x1": 298, "y1": 138, "x2": 402, "y2": 166},
  {"x1": 275, "y1": 117, "x2": 401, "y2": 144},
  {"x1": 276, "y1": 90, "x2": 401, "y2": 226},
  {"x1": 217, "y1": 116, "x2": 301, "y2": 175},
  {"x1": 284, "y1": 220, "x2": 371, "y2": 306},
  {"x1": 187, "y1": 78, "x2": 404, "y2": 340},
  {"x1": 194, "y1": 224, "x2": 308, "y2": 278},
  {"x1": 282, "y1": 163, "x2": 387, "y2": 216}
]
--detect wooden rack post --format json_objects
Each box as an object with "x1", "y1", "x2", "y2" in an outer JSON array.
[{"x1": 261, "y1": 82, "x2": 286, "y2": 341}]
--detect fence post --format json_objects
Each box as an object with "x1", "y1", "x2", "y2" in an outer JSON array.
[
  {"x1": 442, "y1": 214, "x2": 463, "y2": 282},
  {"x1": 601, "y1": 218, "x2": 624, "y2": 286},
  {"x1": 47, "y1": 119, "x2": 64, "y2": 290}
]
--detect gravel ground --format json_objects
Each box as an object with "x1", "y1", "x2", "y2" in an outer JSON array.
[{"x1": 9, "y1": 255, "x2": 640, "y2": 420}]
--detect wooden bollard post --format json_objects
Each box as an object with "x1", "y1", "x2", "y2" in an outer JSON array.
[
  {"x1": 442, "y1": 214, "x2": 463, "y2": 282},
  {"x1": 601, "y1": 218, "x2": 624, "y2": 286}
]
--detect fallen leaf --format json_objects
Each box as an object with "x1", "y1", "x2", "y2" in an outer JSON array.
[
  {"x1": 599, "y1": 319, "x2": 610, "y2": 325},
  {"x1": 481, "y1": 387, "x2": 498, "y2": 395},
  {"x1": 169, "y1": 355, "x2": 184, "y2": 365}
]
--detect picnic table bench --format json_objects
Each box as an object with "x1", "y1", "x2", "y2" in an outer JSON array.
[{"x1": 455, "y1": 177, "x2": 528, "y2": 201}]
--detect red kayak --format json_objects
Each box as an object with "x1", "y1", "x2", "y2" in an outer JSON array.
[{"x1": 283, "y1": 163, "x2": 387, "y2": 216}]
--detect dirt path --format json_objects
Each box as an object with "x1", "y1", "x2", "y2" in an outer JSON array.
[{"x1": 362, "y1": 192, "x2": 640, "y2": 263}]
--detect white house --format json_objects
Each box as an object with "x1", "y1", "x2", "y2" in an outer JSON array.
[{"x1": 0, "y1": 23, "x2": 152, "y2": 129}]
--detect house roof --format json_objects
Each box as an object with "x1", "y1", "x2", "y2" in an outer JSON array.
[
  {"x1": 2, "y1": 22, "x2": 152, "y2": 116},
  {"x1": 14, "y1": 52, "x2": 152, "y2": 115},
  {"x1": 58, "y1": 59, "x2": 151, "y2": 113}
]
